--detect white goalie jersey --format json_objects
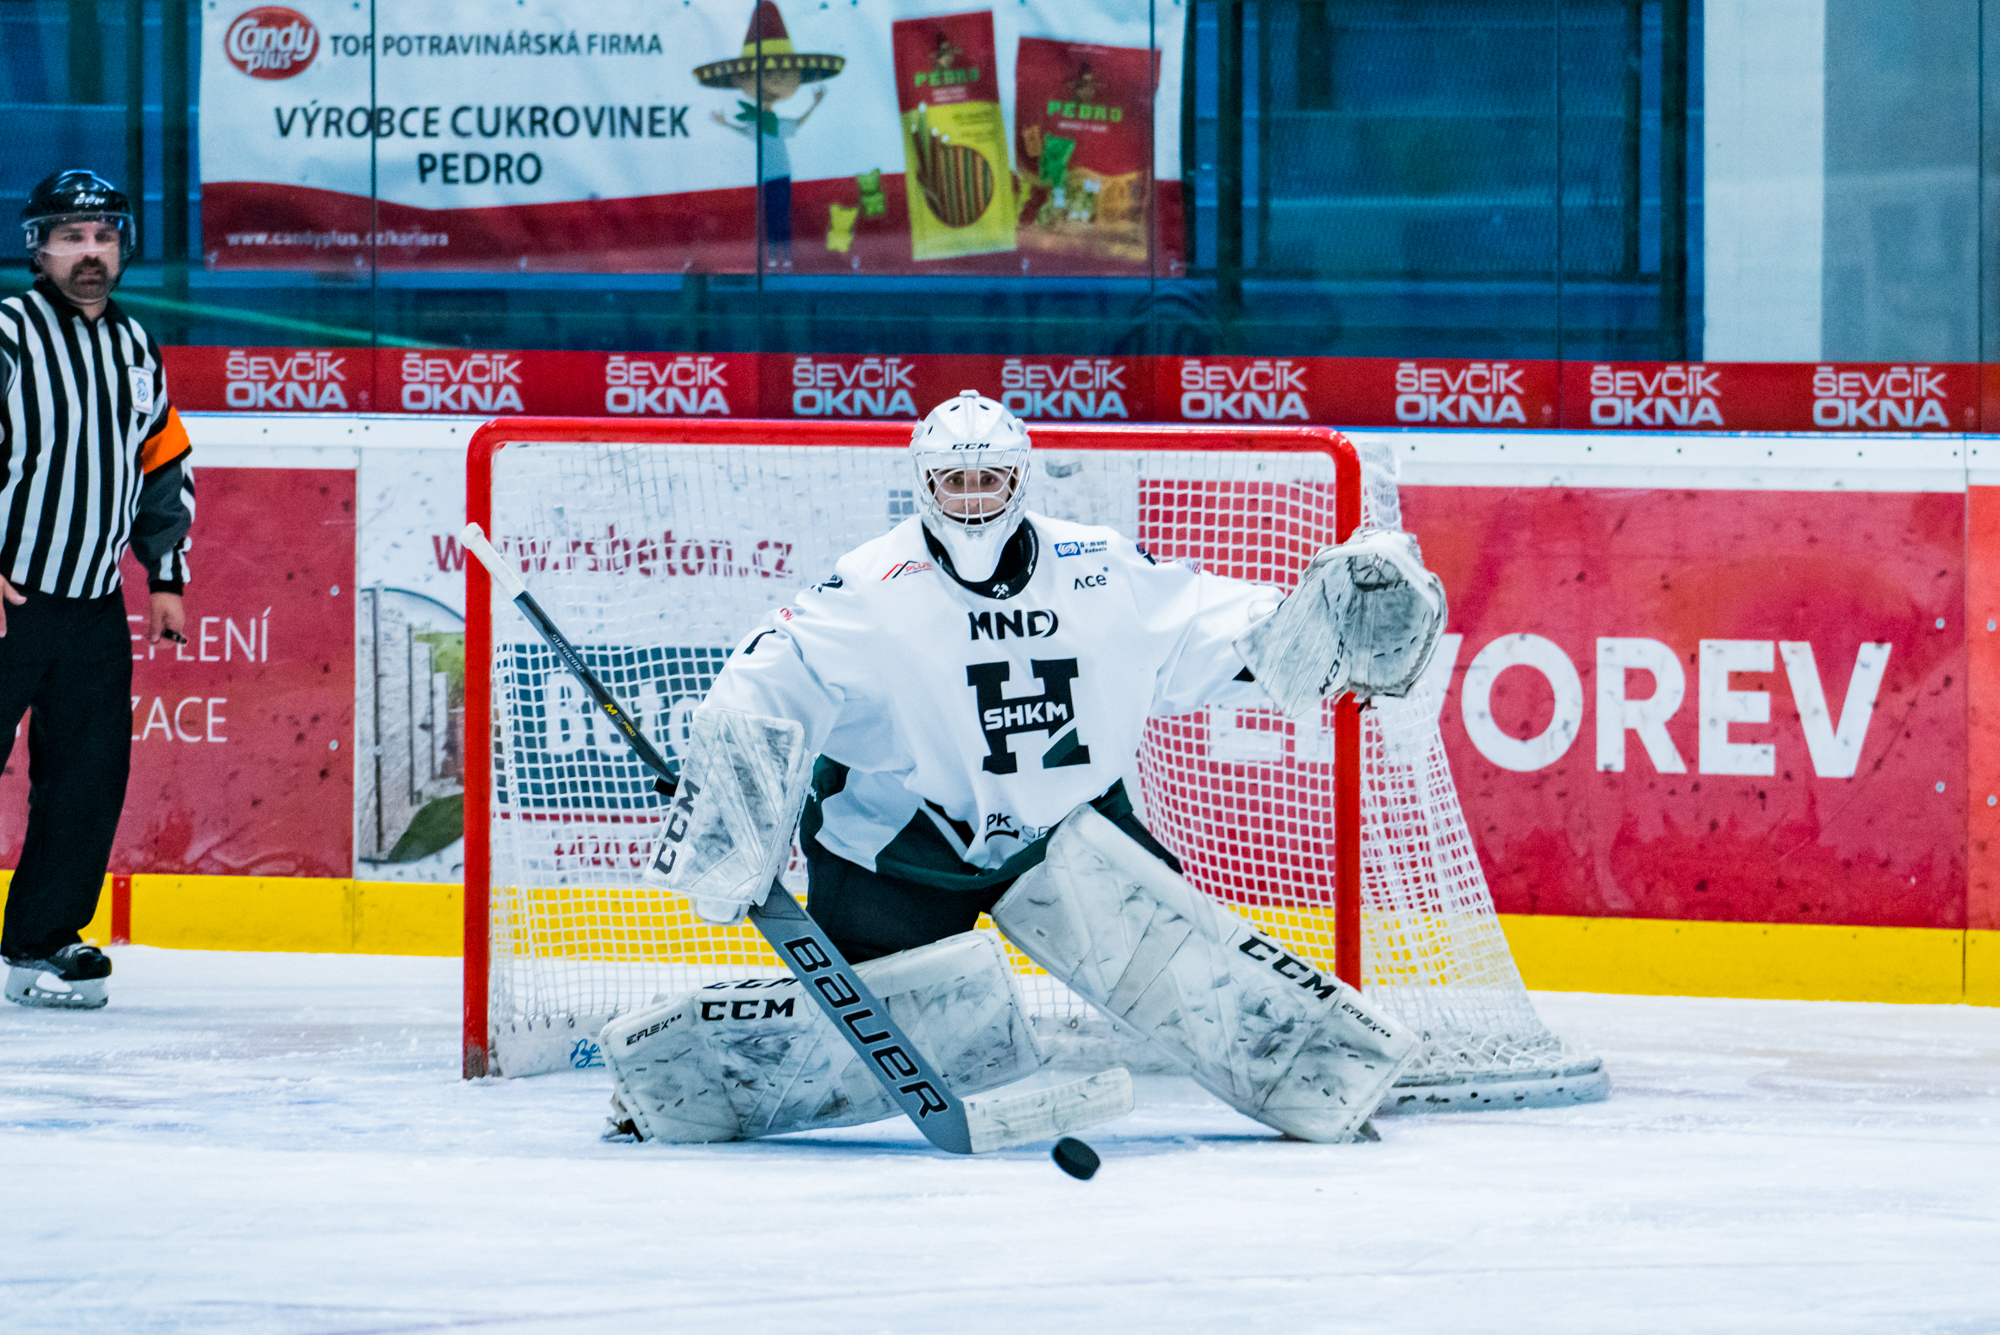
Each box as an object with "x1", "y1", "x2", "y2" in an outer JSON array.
[{"x1": 697, "y1": 512, "x2": 1281, "y2": 873}]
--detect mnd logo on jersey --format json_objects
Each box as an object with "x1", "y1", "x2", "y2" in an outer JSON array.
[
  {"x1": 966, "y1": 658, "x2": 1090, "y2": 774},
  {"x1": 968, "y1": 609, "x2": 1058, "y2": 639}
]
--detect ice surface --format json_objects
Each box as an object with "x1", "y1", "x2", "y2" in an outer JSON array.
[{"x1": 4, "y1": 948, "x2": 1999, "y2": 1334}]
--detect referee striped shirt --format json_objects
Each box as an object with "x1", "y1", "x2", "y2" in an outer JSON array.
[{"x1": 0, "y1": 279, "x2": 193, "y2": 599}]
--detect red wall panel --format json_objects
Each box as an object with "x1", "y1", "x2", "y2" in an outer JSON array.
[
  {"x1": 0, "y1": 468, "x2": 355, "y2": 878},
  {"x1": 1406, "y1": 485, "x2": 1966, "y2": 930}
]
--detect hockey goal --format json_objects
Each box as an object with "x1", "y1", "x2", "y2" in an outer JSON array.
[{"x1": 463, "y1": 418, "x2": 1605, "y2": 1112}]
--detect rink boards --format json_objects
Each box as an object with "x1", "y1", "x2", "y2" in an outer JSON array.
[{"x1": 2, "y1": 415, "x2": 1997, "y2": 1005}]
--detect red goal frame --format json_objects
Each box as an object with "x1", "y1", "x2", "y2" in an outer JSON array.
[{"x1": 462, "y1": 418, "x2": 1363, "y2": 1079}]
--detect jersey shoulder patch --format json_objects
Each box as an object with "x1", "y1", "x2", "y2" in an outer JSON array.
[
  {"x1": 1025, "y1": 512, "x2": 1122, "y2": 554},
  {"x1": 840, "y1": 517, "x2": 939, "y2": 587}
]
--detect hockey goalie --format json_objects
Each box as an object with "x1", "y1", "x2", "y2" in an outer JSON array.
[{"x1": 603, "y1": 391, "x2": 1449, "y2": 1148}]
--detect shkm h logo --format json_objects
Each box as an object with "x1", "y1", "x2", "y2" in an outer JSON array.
[
  {"x1": 225, "y1": 7, "x2": 319, "y2": 79},
  {"x1": 966, "y1": 658, "x2": 1090, "y2": 775}
]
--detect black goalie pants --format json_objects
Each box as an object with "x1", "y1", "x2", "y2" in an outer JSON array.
[
  {"x1": 0, "y1": 591, "x2": 132, "y2": 961},
  {"x1": 805, "y1": 807, "x2": 1180, "y2": 965}
]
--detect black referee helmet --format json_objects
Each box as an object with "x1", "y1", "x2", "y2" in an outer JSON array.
[{"x1": 21, "y1": 170, "x2": 136, "y2": 272}]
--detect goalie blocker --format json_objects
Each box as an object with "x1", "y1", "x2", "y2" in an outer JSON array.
[{"x1": 645, "y1": 708, "x2": 815, "y2": 926}]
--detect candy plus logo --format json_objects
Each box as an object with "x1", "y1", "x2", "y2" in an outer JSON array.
[{"x1": 224, "y1": 7, "x2": 318, "y2": 79}]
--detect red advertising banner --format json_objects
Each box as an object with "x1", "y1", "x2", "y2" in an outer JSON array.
[
  {"x1": 162, "y1": 347, "x2": 764, "y2": 419},
  {"x1": 1558, "y1": 361, "x2": 1980, "y2": 432},
  {"x1": 0, "y1": 468, "x2": 356, "y2": 878},
  {"x1": 1154, "y1": 355, "x2": 1321, "y2": 425},
  {"x1": 1151, "y1": 356, "x2": 1562, "y2": 429},
  {"x1": 1406, "y1": 484, "x2": 1966, "y2": 930},
  {"x1": 166, "y1": 348, "x2": 1993, "y2": 431},
  {"x1": 764, "y1": 352, "x2": 1151, "y2": 421}
]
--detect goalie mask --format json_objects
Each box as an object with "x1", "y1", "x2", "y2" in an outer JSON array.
[{"x1": 909, "y1": 390, "x2": 1031, "y2": 583}]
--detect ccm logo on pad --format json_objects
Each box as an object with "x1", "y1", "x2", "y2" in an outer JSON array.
[
  {"x1": 1238, "y1": 935, "x2": 1341, "y2": 1003},
  {"x1": 649, "y1": 779, "x2": 700, "y2": 877}
]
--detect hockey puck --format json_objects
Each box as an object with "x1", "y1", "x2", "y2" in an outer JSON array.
[{"x1": 1052, "y1": 1137, "x2": 1100, "y2": 1180}]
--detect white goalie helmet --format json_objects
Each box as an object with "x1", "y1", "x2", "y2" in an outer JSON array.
[{"x1": 910, "y1": 390, "x2": 1031, "y2": 582}]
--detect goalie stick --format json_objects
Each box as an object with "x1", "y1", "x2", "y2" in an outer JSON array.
[{"x1": 460, "y1": 522, "x2": 1129, "y2": 1156}]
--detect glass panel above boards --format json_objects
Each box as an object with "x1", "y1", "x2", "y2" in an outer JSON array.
[{"x1": 9, "y1": 2, "x2": 1988, "y2": 367}]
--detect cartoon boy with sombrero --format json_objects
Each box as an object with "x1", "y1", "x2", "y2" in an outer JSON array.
[{"x1": 697, "y1": 1, "x2": 845, "y2": 265}]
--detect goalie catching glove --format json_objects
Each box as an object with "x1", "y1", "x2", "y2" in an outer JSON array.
[
  {"x1": 1234, "y1": 527, "x2": 1447, "y2": 718},
  {"x1": 644, "y1": 708, "x2": 815, "y2": 926}
]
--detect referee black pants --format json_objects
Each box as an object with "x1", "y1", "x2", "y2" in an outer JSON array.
[{"x1": 0, "y1": 591, "x2": 132, "y2": 961}]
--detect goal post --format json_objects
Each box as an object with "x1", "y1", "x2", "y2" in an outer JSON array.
[{"x1": 462, "y1": 417, "x2": 1604, "y2": 1112}]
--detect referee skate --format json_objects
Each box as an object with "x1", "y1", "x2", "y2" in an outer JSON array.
[{"x1": 3, "y1": 942, "x2": 111, "y2": 1009}]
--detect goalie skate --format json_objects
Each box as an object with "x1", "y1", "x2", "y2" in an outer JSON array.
[
  {"x1": 604, "y1": 929, "x2": 1128, "y2": 1147},
  {"x1": 4, "y1": 944, "x2": 112, "y2": 1010}
]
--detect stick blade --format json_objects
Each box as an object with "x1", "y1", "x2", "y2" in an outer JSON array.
[{"x1": 965, "y1": 1066, "x2": 1132, "y2": 1154}]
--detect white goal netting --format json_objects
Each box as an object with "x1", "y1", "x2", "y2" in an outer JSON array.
[{"x1": 477, "y1": 431, "x2": 1599, "y2": 1103}]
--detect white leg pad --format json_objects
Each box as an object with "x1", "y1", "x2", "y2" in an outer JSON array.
[
  {"x1": 604, "y1": 929, "x2": 1044, "y2": 1143},
  {"x1": 991, "y1": 804, "x2": 1418, "y2": 1143}
]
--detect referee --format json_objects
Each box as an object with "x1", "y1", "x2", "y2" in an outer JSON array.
[{"x1": 0, "y1": 170, "x2": 193, "y2": 1009}]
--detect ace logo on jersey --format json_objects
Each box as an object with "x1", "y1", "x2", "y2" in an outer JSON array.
[{"x1": 966, "y1": 658, "x2": 1091, "y2": 775}]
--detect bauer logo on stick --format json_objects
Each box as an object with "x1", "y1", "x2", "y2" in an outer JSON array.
[{"x1": 779, "y1": 934, "x2": 953, "y2": 1119}]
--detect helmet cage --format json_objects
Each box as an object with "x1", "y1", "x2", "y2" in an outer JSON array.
[
  {"x1": 917, "y1": 451, "x2": 1029, "y2": 530},
  {"x1": 912, "y1": 447, "x2": 1030, "y2": 582},
  {"x1": 908, "y1": 390, "x2": 1032, "y2": 583}
]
